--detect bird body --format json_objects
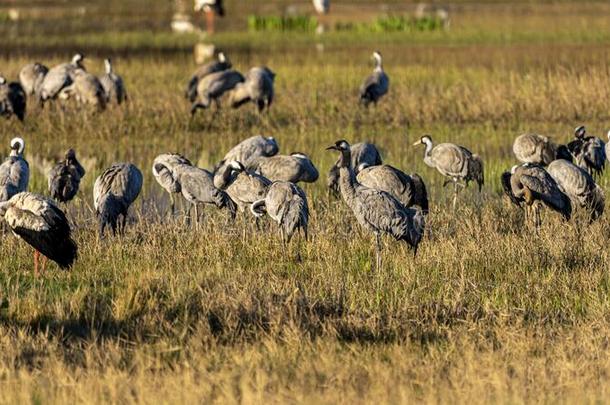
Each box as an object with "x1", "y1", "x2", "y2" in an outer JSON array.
[
  {"x1": 359, "y1": 51, "x2": 389, "y2": 107},
  {"x1": 356, "y1": 164, "x2": 429, "y2": 213},
  {"x1": 0, "y1": 77, "x2": 26, "y2": 121},
  {"x1": 251, "y1": 181, "x2": 309, "y2": 242},
  {"x1": 48, "y1": 149, "x2": 86, "y2": 203},
  {"x1": 0, "y1": 137, "x2": 29, "y2": 202},
  {"x1": 313, "y1": 0, "x2": 330, "y2": 14},
  {"x1": 39, "y1": 54, "x2": 85, "y2": 102},
  {"x1": 152, "y1": 153, "x2": 192, "y2": 195},
  {"x1": 191, "y1": 69, "x2": 244, "y2": 114},
  {"x1": 567, "y1": 126, "x2": 606, "y2": 177},
  {"x1": 179, "y1": 165, "x2": 236, "y2": 218},
  {"x1": 228, "y1": 66, "x2": 275, "y2": 112},
  {"x1": 513, "y1": 133, "x2": 557, "y2": 165},
  {"x1": 214, "y1": 161, "x2": 271, "y2": 213},
  {"x1": 220, "y1": 135, "x2": 279, "y2": 170},
  {"x1": 94, "y1": 163, "x2": 143, "y2": 236},
  {"x1": 328, "y1": 141, "x2": 381, "y2": 193},
  {"x1": 61, "y1": 69, "x2": 106, "y2": 110},
  {"x1": 546, "y1": 159, "x2": 604, "y2": 221},
  {"x1": 253, "y1": 153, "x2": 319, "y2": 183},
  {"x1": 100, "y1": 59, "x2": 127, "y2": 105},
  {"x1": 0, "y1": 192, "x2": 77, "y2": 271},
  {"x1": 194, "y1": 0, "x2": 225, "y2": 15},
  {"x1": 186, "y1": 53, "x2": 231, "y2": 102},
  {"x1": 18, "y1": 62, "x2": 48, "y2": 97}
]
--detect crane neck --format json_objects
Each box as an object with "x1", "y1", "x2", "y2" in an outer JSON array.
[{"x1": 337, "y1": 149, "x2": 357, "y2": 195}]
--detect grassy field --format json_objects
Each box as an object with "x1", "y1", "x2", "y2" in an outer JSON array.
[{"x1": 2, "y1": 1, "x2": 610, "y2": 403}]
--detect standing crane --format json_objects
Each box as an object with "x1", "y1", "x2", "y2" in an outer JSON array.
[
  {"x1": 39, "y1": 53, "x2": 85, "y2": 104},
  {"x1": 252, "y1": 152, "x2": 319, "y2": 183},
  {"x1": 328, "y1": 141, "x2": 382, "y2": 194},
  {"x1": 228, "y1": 67, "x2": 275, "y2": 113},
  {"x1": 100, "y1": 58, "x2": 127, "y2": 105},
  {"x1": 48, "y1": 149, "x2": 86, "y2": 204},
  {"x1": 567, "y1": 126, "x2": 606, "y2": 177},
  {"x1": 359, "y1": 51, "x2": 389, "y2": 107},
  {"x1": 213, "y1": 160, "x2": 270, "y2": 215},
  {"x1": 0, "y1": 76, "x2": 26, "y2": 121},
  {"x1": 186, "y1": 52, "x2": 231, "y2": 103},
  {"x1": 191, "y1": 69, "x2": 244, "y2": 116},
  {"x1": 179, "y1": 165, "x2": 237, "y2": 224},
  {"x1": 152, "y1": 153, "x2": 193, "y2": 216},
  {"x1": 0, "y1": 137, "x2": 29, "y2": 202},
  {"x1": 326, "y1": 140, "x2": 424, "y2": 270},
  {"x1": 18, "y1": 62, "x2": 48, "y2": 98},
  {"x1": 219, "y1": 135, "x2": 279, "y2": 171}
]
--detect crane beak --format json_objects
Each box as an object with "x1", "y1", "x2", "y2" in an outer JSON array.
[
  {"x1": 412, "y1": 140, "x2": 422, "y2": 146},
  {"x1": 326, "y1": 146, "x2": 338, "y2": 151}
]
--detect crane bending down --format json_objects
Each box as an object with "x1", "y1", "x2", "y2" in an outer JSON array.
[{"x1": 326, "y1": 140, "x2": 424, "y2": 270}]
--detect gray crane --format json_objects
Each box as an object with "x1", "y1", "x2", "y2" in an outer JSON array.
[
  {"x1": 152, "y1": 153, "x2": 193, "y2": 216},
  {"x1": 413, "y1": 135, "x2": 484, "y2": 209},
  {"x1": 356, "y1": 163, "x2": 429, "y2": 213},
  {"x1": 501, "y1": 163, "x2": 571, "y2": 226},
  {"x1": 178, "y1": 165, "x2": 236, "y2": 223},
  {"x1": 567, "y1": 126, "x2": 606, "y2": 177},
  {"x1": 213, "y1": 160, "x2": 270, "y2": 214},
  {"x1": 39, "y1": 53, "x2": 85, "y2": 104},
  {"x1": 48, "y1": 149, "x2": 86, "y2": 204},
  {"x1": 0, "y1": 137, "x2": 29, "y2": 202},
  {"x1": 253, "y1": 153, "x2": 319, "y2": 183},
  {"x1": 546, "y1": 159, "x2": 604, "y2": 222},
  {"x1": 513, "y1": 133, "x2": 567, "y2": 166},
  {"x1": 186, "y1": 52, "x2": 231, "y2": 102},
  {"x1": 328, "y1": 141, "x2": 382, "y2": 194},
  {"x1": 251, "y1": 180, "x2": 309, "y2": 246},
  {"x1": 0, "y1": 192, "x2": 77, "y2": 275},
  {"x1": 60, "y1": 69, "x2": 106, "y2": 110},
  {"x1": 94, "y1": 163, "x2": 143, "y2": 237},
  {"x1": 218, "y1": 135, "x2": 279, "y2": 170},
  {"x1": 326, "y1": 140, "x2": 424, "y2": 269},
  {"x1": 100, "y1": 58, "x2": 127, "y2": 105},
  {"x1": 359, "y1": 51, "x2": 389, "y2": 107},
  {"x1": 18, "y1": 62, "x2": 48, "y2": 98},
  {"x1": 191, "y1": 69, "x2": 244, "y2": 116},
  {"x1": 0, "y1": 76, "x2": 26, "y2": 121},
  {"x1": 228, "y1": 66, "x2": 275, "y2": 113},
  {"x1": 313, "y1": 0, "x2": 330, "y2": 14}
]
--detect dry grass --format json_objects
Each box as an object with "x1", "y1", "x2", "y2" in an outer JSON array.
[{"x1": 2, "y1": 1, "x2": 610, "y2": 403}]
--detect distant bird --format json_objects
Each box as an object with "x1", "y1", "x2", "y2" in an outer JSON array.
[
  {"x1": 60, "y1": 69, "x2": 106, "y2": 110},
  {"x1": 186, "y1": 52, "x2": 231, "y2": 103},
  {"x1": 501, "y1": 163, "x2": 571, "y2": 226},
  {"x1": 328, "y1": 141, "x2": 382, "y2": 194},
  {"x1": 228, "y1": 67, "x2": 275, "y2": 113},
  {"x1": 48, "y1": 149, "x2": 86, "y2": 204},
  {"x1": 39, "y1": 53, "x2": 85, "y2": 104},
  {"x1": 0, "y1": 192, "x2": 77, "y2": 274},
  {"x1": 312, "y1": 0, "x2": 330, "y2": 14},
  {"x1": 0, "y1": 77, "x2": 26, "y2": 121},
  {"x1": 513, "y1": 133, "x2": 566, "y2": 166},
  {"x1": 567, "y1": 126, "x2": 605, "y2": 177},
  {"x1": 0, "y1": 137, "x2": 29, "y2": 202},
  {"x1": 219, "y1": 135, "x2": 279, "y2": 170},
  {"x1": 152, "y1": 153, "x2": 193, "y2": 216},
  {"x1": 100, "y1": 58, "x2": 127, "y2": 105},
  {"x1": 356, "y1": 164, "x2": 429, "y2": 213},
  {"x1": 413, "y1": 135, "x2": 483, "y2": 209},
  {"x1": 18, "y1": 62, "x2": 48, "y2": 98},
  {"x1": 359, "y1": 51, "x2": 389, "y2": 107},
  {"x1": 194, "y1": 0, "x2": 225, "y2": 34},
  {"x1": 191, "y1": 69, "x2": 244, "y2": 115},
  {"x1": 251, "y1": 181, "x2": 309, "y2": 245},
  {"x1": 94, "y1": 163, "x2": 143, "y2": 237},
  {"x1": 253, "y1": 153, "x2": 319, "y2": 183},
  {"x1": 547, "y1": 159, "x2": 604, "y2": 222},
  {"x1": 179, "y1": 165, "x2": 236, "y2": 223},
  {"x1": 326, "y1": 140, "x2": 425, "y2": 269},
  {"x1": 213, "y1": 160, "x2": 270, "y2": 214}
]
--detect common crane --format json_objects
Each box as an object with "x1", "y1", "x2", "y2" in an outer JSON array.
[
  {"x1": 513, "y1": 133, "x2": 571, "y2": 166},
  {"x1": 228, "y1": 67, "x2": 275, "y2": 113},
  {"x1": 18, "y1": 62, "x2": 48, "y2": 97},
  {"x1": 313, "y1": 0, "x2": 330, "y2": 14},
  {"x1": 328, "y1": 141, "x2": 382, "y2": 194},
  {"x1": 179, "y1": 165, "x2": 237, "y2": 223},
  {"x1": 191, "y1": 69, "x2": 244, "y2": 116},
  {"x1": 48, "y1": 149, "x2": 86, "y2": 204},
  {"x1": 0, "y1": 137, "x2": 29, "y2": 202},
  {"x1": 60, "y1": 69, "x2": 106, "y2": 110},
  {"x1": 39, "y1": 53, "x2": 85, "y2": 104},
  {"x1": 100, "y1": 58, "x2": 127, "y2": 105},
  {"x1": 253, "y1": 152, "x2": 319, "y2": 183},
  {"x1": 0, "y1": 76, "x2": 26, "y2": 121},
  {"x1": 152, "y1": 153, "x2": 193, "y2": 216},
  {"x1": 567, "y1": 126, "x2": 606, "y2": 177},
  {"x1": 186, "y1": 52, "x2": 231, "y2": 102},
  {"x1": 213, "y1": 160, "x2": 270, "y2": 215},
  {"x1": 219, "y1": 135, "x2": 279, "y2": 170},
  {"x1": 359, "y1": 51, "x2": 389, "y2": 107}
]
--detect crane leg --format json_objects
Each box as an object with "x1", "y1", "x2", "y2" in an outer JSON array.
[
  {"x1": 452, "y1": 181, "x2": 459, "y2": 211},
  {"x1": 375, "y1": 233, "x2": 382, "y2": 271},
  {"x1": 34, "y1": 250, "x2": 39, "y2": 276},
  {"x1": 169, "y1": 193, "x2": 175, "y2": 218},
  {"x1": 195, "y1": 203, "x2": 200, "y2": 228}
]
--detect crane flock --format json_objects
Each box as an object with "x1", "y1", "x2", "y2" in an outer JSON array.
[{"x1": 1, "y1": 50, "x2": 609, "y2": 274}]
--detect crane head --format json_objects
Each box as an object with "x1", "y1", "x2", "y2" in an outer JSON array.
[
  {"x1": 574, "y1": 125, "x2": 586, "y2": 139},
  {"x1": 413, "y1": 135, "x2": 432, "y2": 147},
  {"x1": 326, "y1": 140, "x2": 350, "y2": 151},
  {"x1": 10, "y1": 137, "x2": 25, "y2": 155},
  {"x1": 65, "y1": 148, "x2": 76, "y2": 160}
]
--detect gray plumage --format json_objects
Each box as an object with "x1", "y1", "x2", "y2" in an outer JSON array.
[
  {"x1": 567, "y1": 126, "x2": 605, "y2": 177},
  {"x1": 60, "y1": 69, "x2": 106, "y2": 110},
  {"x1": 186, "y1": 52, "x2": 231, "y2": 102},
  {"x1": 513, "y1": 133, "x2": 557, "y2": 166},
  {"x1": 0, "y1": 192, "x2": 77, "y2": 270},
  {"x1": 547, "y1": 159, "x2": 604, "y2": 222},
  {"x1": 213, "y1": 160, "x2": 271, "y2": 213},
  {"x1": 18, "y1": 62, "x2": 48, "y2": 97},
  {"x1": 94, "y1": 162, "x2": 143, "y2": 237},
  {"x1": 152, "y1": 153, "x2": 193, "y2": 216},
  {"x1": 327, "y1": 140, "x2": 425, "y2": 268},
  {"x1": 191, "y1": 69, "x2": 244, "y2": 115},
  {"x1": 100, "y1": 58, "x2": 127, "y2": 105},
  {"x1": 328, "y1": 141, "x2": 381, "y2": 193},
  {"x1": 179, "y1": 165, "x2": 237, "y2": 219},
  {"x1": 0, "y1": 137, "x2": 29, "y2": 202},
  {"x1": 251, "y1": 181, "x2": 309, "y2": 243},
  {"x1": 228, "y1": 66, "x2": 275, "y2": 112},
  {"x1": 359, "y1": 51, "x2": 389, "y2": 107},
  {"x1": 39, "y1": 53, "x2": 85, "y2": 103},
  {"x1": 219, "y1": 135, "x2": 279, "y2": 170},
  {"x1": 356, "y1": 164, "x2": 429, "y2": 213},
  {"x1": 48, "y1": 149, "x2": 86, "y2": 203},
  {"x1": 0, "y1": 77, "x2": 26, "y2": 121},
  {"x1": 253, "y1": 152, "x2": 319, "y2": 183},
  {"x1": 501, "y1": 163, "x2": 571, "y2": 224}
]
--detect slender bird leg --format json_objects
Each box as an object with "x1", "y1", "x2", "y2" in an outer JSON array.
[
  {"x1": 34, "y1": 250, "x2": 39, "y2": 277},
  {"x1": 452, "y1": 181, "x2": 460, "y2": 212},
  {"x1": 169, "y1": 193, "x2": 175, "y2": 218},
  {"x1": 41, "y1": 256, "x2": 48, "y2": 274},
  {"x1": 534, "y1": 202, "x2": 542, "y2": 230},
  {"x1": 205, "y1": 9, "x2": 215, "y2": 35},
  {"x1": 375, "y1": 233, "x2": 382, "y2": 271},
  {"x1": 195, "y1": 203, "x2": 200, "y2": 229}
]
